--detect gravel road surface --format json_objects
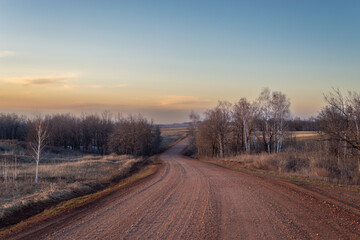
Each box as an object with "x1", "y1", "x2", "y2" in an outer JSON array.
[{"x1": 9, "y1": 138, "x2": 360, "y2": 239}]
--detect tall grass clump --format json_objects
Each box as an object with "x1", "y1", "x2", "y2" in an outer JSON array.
[{"x1": 223, "y1": 139, "x2": 359, "y2": 185}]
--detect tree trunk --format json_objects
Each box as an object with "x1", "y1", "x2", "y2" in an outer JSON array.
[
  {"x1": 243, "y1": 119, "x2": 248, "y2": 153},
  {"x1": 355, "y1": 116, "x2": 359, "y2": 142},
  {"x1": 253, "y1": 133, "x2": 256, "y2": 151},
  {"x1": 3, "y1": 159, "x2": 7, "y2": 184},
  {"x1": 35, "y1": 159, "x2": 39, "y2": 184},
  {"x1": 265, "y1": 121, "x2": 270, "y2": 153},
  {"x1": 219, "y1": 135, "x2": 224, "y2": 158}
]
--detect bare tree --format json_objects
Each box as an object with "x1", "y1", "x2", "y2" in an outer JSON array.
[
  {"x1": 2, "y1": 158, "x2": 8, "y2": 184},
  {"x1": 29, "y1": 116, "x2": 48, "y2": 184},
  {"x1": 108, "y1": 114, "x2": 160, "y2": 156},
  {"x1": 319, "y1": 89, "x2": 360, "y2": 150},
  {"x1": 257, "y1": 88, "x2": 290, "y2": 153},
  {"x1": 318, "y1": 89, "x2": 360, "y2": 177},
  {"x1": 271, "y1": 91, "x2": 291, "y2": 153},
  {"x1": 233, "y1": 98, "x2": 258, "y2": 153},
  {"x1": 257, "y1": 88, "x2": 273, "y2": 152},
  {"x1": 196, "y1": 118, "x2": 219, "y2": 157},
  {"x1": 196, "y1": 101, "x2": 232, "y2": 157},
  {"x1": 188, "y1": 111, "x2": 200, "y2": 136}
]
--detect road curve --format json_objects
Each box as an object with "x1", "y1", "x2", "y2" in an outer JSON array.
[{"x1": 11, "y1": 138, "x2": 360, "y2": 239}]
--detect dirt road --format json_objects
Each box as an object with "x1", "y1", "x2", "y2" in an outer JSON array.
[{"x1": 9, "y1": 139, "x2": 360, "y2": 239}]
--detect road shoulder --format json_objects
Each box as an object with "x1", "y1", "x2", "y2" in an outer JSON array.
[
  {"x1": 199, "y1": 158, "x2": 360, "y2": 218},
  {"x1": 0, "y1": 159, "x2": 163, "y2": 240}
]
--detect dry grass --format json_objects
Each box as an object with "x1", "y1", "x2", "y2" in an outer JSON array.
[
  {"x1": 160, "y1": 127, "x2": 189, "y2": 136},
  {"x1": 221, "y1": 147, "x2": 360, "y2": 185},
  {"x1": 290, "y1": 131, "x2": 321, "y2": 141},
  {"x1": 0, "y1": 127, "x2": 185, "y2": 227},
  {"x1": 0, "y1": 151, "x2": 143, "y2": 225},
  {"x1": 223, "y1": 152, "x2": 311, "y2": 174},
  {"x1": 0, "y1": 163, "x2": 159, "y2": 238}
]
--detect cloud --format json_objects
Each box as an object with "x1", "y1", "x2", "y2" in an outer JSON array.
[
  {"x1": 0, "y1": 50, "x2": 15, "y2": 58},
  {"x1": 2, "y1": 74, "x2": 127, "y2": 90},
  {"x1": 4, "y1": 73, "x2": 78, "y2": 86},
  {"x1": 44, "y1": 103, "x2": 129, "y2": 112},
  {"x1": 159, "y1": 95, "x2": 212, "y2": 108},
  {"x1": 88, "y1": 84, "x2": 128, "y2": 89}
]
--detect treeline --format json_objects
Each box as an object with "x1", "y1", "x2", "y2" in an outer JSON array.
[
  {"x1": 286, "y1": 118, "x2": 317, "y2": 131},
  {"x1": 190, "y1": 88, "x2": 360, "y2": 184},
  {"x1": 0, "y1": 112, "x2": 161, "y2": 156},
  {"x1": 0, "y1": 113, "x2": 28, "y2": 141},
  {"x1": 192, "y1": 88, "x2": 291, "y2": 157},
  {"x1": 108, "y1": 115, "x2": 161, "y2": 156}
]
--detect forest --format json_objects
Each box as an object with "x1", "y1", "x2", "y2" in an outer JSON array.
[{"x1": 0, "y1": 112, "x2": 161, "y2": 156}]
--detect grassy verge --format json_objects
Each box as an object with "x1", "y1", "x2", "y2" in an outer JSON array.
[
  {"x1": 0, "y1": 160, "x2": 160, "y2": 238},
  {"x1": 0, "y1": 127, "x2": 184, "y2": 232},
  {"x1": 0, "y1": 154, "x2": 147, "y2": 228}
]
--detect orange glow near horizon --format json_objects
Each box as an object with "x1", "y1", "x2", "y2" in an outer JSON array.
[{"x1": 1, "y1": 1, "x2": 359, "y2": 123}]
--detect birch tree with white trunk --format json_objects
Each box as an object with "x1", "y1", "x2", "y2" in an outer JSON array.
[
  {"x1": 258, "y1": 88, "x2": 272, "y2": 153},
  {"x1": 189, "y1": 111, "x2": 200, "y2": 137},
  {"x1": 233, "y1": 98, "x2": 258, "y2": 153},
  {"x1": 271, "y1": 91, "x2": 290, "y2": 153},
  {"x1": 29, "y1": 116, "x2": 48, "y2": 184},
  {"x1": 257, "y1": 88, "x2": 290, "y2": 153}
]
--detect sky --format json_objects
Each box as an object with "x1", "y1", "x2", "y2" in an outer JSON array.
[{"x1": 1, "y1": 0, "x2": 360, "y2": 123}]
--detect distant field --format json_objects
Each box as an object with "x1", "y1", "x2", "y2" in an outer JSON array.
[
  {"x1": 290, "y1": 131, "x2": 320, "y2": 140},
  {"x1": 160, "y1": 126, "x2": 189, "y2": 150},
  {"x1": 160, "y1": 126, "x2": 189, "y2": 137},
  {"x1": 160, "y1": 128, "x2": 320, "y2": 142}
]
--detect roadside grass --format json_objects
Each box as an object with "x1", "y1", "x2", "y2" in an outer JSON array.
[
  {"x1": 217, "y1": 148, "x2": 359, "y2": 185},
  {"x1": 0, "y1": 152, "x2": 144, "y2": 228},
  {"x1": 0, "y1": 126, "x2": 183, "y2": 231},
  {"x1": 187, "y1": 131, "x2": 359, "y2": 185},
  {"x1": 0, "y1": 163, "x2": 159, "y2": 238},
  {"x1": 208, "y1": 159, "x2": 359, "y2": 192}
]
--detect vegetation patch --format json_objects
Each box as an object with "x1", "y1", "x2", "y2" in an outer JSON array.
[
  {"x1": 189, "y1": 88, "x2": 360, "y2": 185},
  {"x1": 0, "y1": 151, "x2": 147, "y2": 229},
  {"x1": 0, "y1": 161, "x2": 159, "y2": 238}
]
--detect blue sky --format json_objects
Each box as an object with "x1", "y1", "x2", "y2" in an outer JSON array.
[{"x1": 1, "y1": 0, "x2": 359, "y2": 123}]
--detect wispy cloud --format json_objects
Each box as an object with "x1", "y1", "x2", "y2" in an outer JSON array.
[
  {"x1": 46, "y1": 103, "x2": 129, "y2": 112},
  {"x1": 0, "y1": 50, "x2": 15, "y2": 58},
  {"x1": 4, "y1": 73, "x2": 78, "y2": 86},
  {"x1": 2, "y1": 71, "x2": 129, "y2": 91},
  {"x1": 88, "y1": 84, "x2": 128, "y2": 89},
  {"x1": 159, "y1": 95, "x2": 212, "y2": 108}
]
